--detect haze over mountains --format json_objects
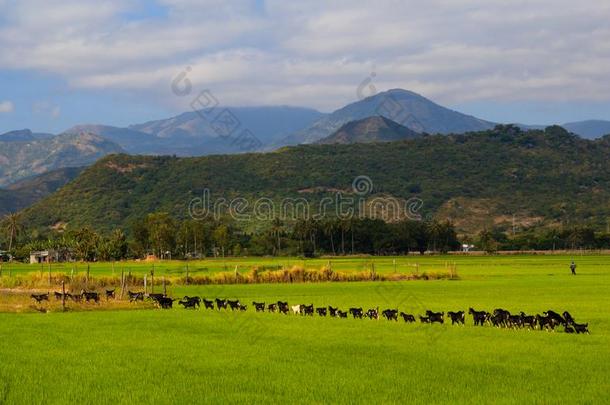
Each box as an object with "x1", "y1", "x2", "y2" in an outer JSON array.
[
  {"x1": 0, "y1": 132, "x2": 123, "y2": 187},
  {"x1": 2, "y1": 88, "x2": 610, "y2": 212},
  {"x1": 0, "y1": 167, "x2": 83, "y2": 216}
]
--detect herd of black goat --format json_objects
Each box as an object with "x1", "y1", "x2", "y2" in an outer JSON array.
[{"x1": 29, "y1": 290, "x2": 590, "y2": 334}]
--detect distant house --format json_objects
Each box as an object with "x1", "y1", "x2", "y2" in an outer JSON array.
[
  {"x1": 0, "y1": 250, "x2": 12, "y2": 261},
  {"x1": 29, "y1": 250, "x2": 59, "y2": 264},
  {"x1": 462, "y1": 244, "x2": 475, "y2": 252}
]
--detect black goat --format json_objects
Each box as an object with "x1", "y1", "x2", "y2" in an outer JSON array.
[
  {"x1": 202, "y1": 299, "x2": 214, "y2": 309},
  {"x1": 400, "y1": 312, "x2": 416, "y2": 323},
  {"x1": 562, "y1": 311, "x2": 575, "y2": 325},
  {"x1": 382, "y1": 309, "x2": 398, "y2": 321},
  {"x1": 328, "y1": 306, "x2": 339, "y2": 317},
  {"x1": 179, "y1": 296, "x2": 201, "y2": 309},
  {"x1": 179, "y1": 297, "x2": 199, "y2": 309},
  {"x1": 544, "y1": 310, "x2": 566, "y2": 326},
  {"x1": 365, "y1": 308, "x2": 379, "y2": 320},
  {"x1": 426, "y1": 310, "x2": 444, "y2": 324},
  {"x1": 447, "y1": 311, "x2": 465, "y2": 325},
  {"x1": 216, "y1": 298, "x2": 228, "y2": 310},
  {"x1": 82, "y1": 291, "x2": 100, "y2": 303},
  {"x1": 302, "y1": 304, "x2": 314, "y2": 316},
  {"x1": 227, "y1": 299, "x2": 242, "y2": 311},
  {"x1": 105, "y1": 289, "x2": 116, "y2": 300},
  {"x1": 127, "y1": 291, "x2": 144, "y2": 302},
  {"x1": 31, "y1": 293, "x2": 49, "y2": 304},
  {"x1": 277, "y1": 301, "x2": 289, "y2": 314},
  {"x1": 469, "y1": 308, "x2": 487, "y2": 326},
  {"x1": 253, "y1": 302, "x2": 266, "y2": 312},
  {"x1": 573, "y1": 322, "x2": 589, "y2": 334},
  {"x1": 157, "y1": 297, "x2": 175, "y2": 309},
  {"x1": 349, "y1": 307, "x2": 364, "y2": 319}
]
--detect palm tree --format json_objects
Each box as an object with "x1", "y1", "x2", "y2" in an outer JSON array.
[
  {"x1": 323, "y1": 220, "x2": 336, "y2": 255},
  {"x1": 270, "y1": 218, "x2": 283, "y2": 255},
  {"x1": 2, "y1": 213, "x2": 21, "y2": 252}
]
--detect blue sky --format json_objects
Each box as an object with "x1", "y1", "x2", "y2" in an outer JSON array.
[{"x1": 1, "y1": 0, "x2": 610, "y2": 134}]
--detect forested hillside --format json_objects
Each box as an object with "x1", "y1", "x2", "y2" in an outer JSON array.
[{"x1": 18, "y1": 125, "x2": 610, "y2": 236}]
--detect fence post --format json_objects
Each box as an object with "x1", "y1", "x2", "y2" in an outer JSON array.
[
  {"x1": 120, "y1": 269, "x2": 125, "y2": 300},
  {"x1": 151, "y1": 267, "x2": 155, "y2": 294},
  {"x1": 86, "y1": 264, "x2": 90, "y2": 286},
  {"x1": 61, "y1": 280, "x2": 66, "y2": 311},
  {"x1": 48, "y1": 261, "x2": 52, "y2": 286},
  {"x1": 144, "y1": 274, "x2": 147, "y2": 296},
  {"x1": 393, "y1": 259, "x2": 397, "y2": 273}
]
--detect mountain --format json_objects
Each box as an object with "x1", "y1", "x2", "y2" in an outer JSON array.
[
  {"x1": 316, "y1": 116, "x2": 421, "y2": 144},
  {"x1": 18, "y1": 126, "x2": 610, "y2": 235},
  {"x1": 278, "y1": 89, "x2": 496, "y2": 146},
  {"x1": 0, "y1": 129, "x2": 54, "y2": 142},
  {"x1": 128, "y1": 106, "x2": 324, "y2": 154},
  {"x1": 0, "y1": 167, "x2": 83, "y2": 216},
  {"x1": 0, "y1": 132, "x2": 124, "y2": 186},
  {"x1": 562, "y1": 120, "x2": 610, "y2": 139},
  {"x1": 63, "y1": 125, "x2": 156, "y2": 153}
]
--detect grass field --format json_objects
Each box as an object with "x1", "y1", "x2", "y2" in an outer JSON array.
[
  {"x1": 1, "y1": 254, "x2": 609, "y2": 403},
  {"x1": 2, "y1": 252, "x2": 607, "y2": 277}
]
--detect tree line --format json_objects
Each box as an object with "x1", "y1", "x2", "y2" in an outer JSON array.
[{"x1": 3, "y1": 212, "x2": 610, "y2": 262}]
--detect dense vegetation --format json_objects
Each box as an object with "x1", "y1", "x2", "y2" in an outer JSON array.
[
  {"x1": 6, "y1": 214, "x2": 459, "y2": 261},
  {"x1": 4, "y1": 125, "x2": 610, "y2": 256}
]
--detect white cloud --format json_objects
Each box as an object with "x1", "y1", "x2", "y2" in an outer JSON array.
[
  {"x1": 1, "y1": 0, "x2": 610, "y2": 112},
  {"x1": 0, "y1": 100, "x2": 14, "y2": 113}
]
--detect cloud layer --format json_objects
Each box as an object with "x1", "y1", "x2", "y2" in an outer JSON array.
[{"x1": 1, "y1": 0, "x2": 609, "y2": 112}]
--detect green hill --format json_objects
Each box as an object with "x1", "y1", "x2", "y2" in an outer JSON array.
[{"x1": 18, "y1": 125, "x2": 610, "y2": 235}]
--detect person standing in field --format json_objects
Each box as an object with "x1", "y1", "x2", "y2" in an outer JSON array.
[{"x1": 570, "y1": 261, "x2": 577, "y2": 275}]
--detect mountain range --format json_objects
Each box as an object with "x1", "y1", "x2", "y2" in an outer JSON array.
[
  {"x1": 278, "y1": 89, "x2": 496, "y2": 146},
  {"x1": 0, "y1": 132, "x2": 123, "y2": 187},
  {"x1": 17, "y1": 125, "x2": 610, "y2": 236},
  {"x1": 2, "y1": 88, "x2": 610, "y2": 206}
]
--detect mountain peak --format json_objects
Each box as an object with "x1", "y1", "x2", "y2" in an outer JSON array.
[
  {"x1": 317, "y1": 116, "x2": 421, "y2": 144},
  {"x1": 278, "y1": 88, "x2": 496, "y2": 146}
]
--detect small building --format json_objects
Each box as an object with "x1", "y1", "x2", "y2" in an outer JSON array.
[
  {"x1": 29, "y1": 250, "x2": 59, "y2": 264},
  {"x1": 462, "y1": 244, "x2": 475, "y2": 253},
  {"x1": 0, "y1": 250, "x2": 12, "y2": 262}
]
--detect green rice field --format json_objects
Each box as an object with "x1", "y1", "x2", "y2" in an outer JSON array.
[{"x1": 0, "y1": 254, "x2": 609, "y2": 403}]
